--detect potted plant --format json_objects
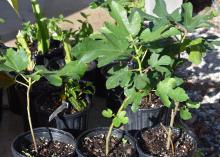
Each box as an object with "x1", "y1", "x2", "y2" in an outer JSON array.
[
  {"x1": 6, "y1": 0, "x2": 95, "y2": 131},
  {"x1": 135, "y1": 77, "x2": 199, "y2": 157},
  {"x1": 0, "y1": 45, "x2": 87, "y2": 156},
  {"x1": 34, "y1": 79, "x2": 95, "y2": 134},
  {"x1": 76, "y1": 98, "x2": 137, "y2": 157},
  {"x1": 73, "y1": 0, "x2": 180, "y2": 131}
]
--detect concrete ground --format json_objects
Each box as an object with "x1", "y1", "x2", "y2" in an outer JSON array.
[{"x1": 0, "y1": 0, "x2": 111, "y2": 47}]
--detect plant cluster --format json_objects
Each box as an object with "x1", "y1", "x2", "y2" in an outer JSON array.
[
  {"x1": 0, "y1": 0, "x2": 219, "y2": 156},
  {"x1": 73, "y1": 0, "x2": 217, "y2": 155}
]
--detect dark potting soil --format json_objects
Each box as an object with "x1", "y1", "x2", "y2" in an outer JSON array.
[
  {"x1": 139, "y1": 126, "x2": 194, "y2": 157},
  {"x1": 140, "y1": 93, "x2": 163, "y2": 109},
  {"x1": 39, "y1": 93, "x2": 78, "y2": 115},
  {"x1": 22, "y1": 137, "x2": 75, "y2": 157},
  {"x1": 80, "y1": 134, "x2": 135, "y2": 157}
]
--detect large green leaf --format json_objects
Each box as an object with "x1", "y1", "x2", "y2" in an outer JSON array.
[
  {"x1": 73, "y1": 38, "x2": 130, "y2": 67},
  {"x1": 156, "y1": 78, "x2": 189, "y2": 107},
  {"x1": 128, "y1": 11, "x2": 142, "y2": 36},
  {"x1": 182, "y1": 2, "x2": 193, "y2": 26},
  {"x1": 57, "y1": 61, "x2": 87, "y2": 80},
  {"x1": 109, "y1": 1, "x2": 141, "y2": 36},
  {"x1": 140, "y1": 25, "x2": 179, "y2": 43},
  {"x1": 106, "y1": 67, "x2": 132, "y2": 89},
  {"x1": 0, "y1": 48, "x2": 28, "y2": 72},
  {"x1": 153, "y1": 0, "x2": 168, "y2": 17},
  {"x1": 148, "y1": 53, "x2": 172, "y2": 76}
]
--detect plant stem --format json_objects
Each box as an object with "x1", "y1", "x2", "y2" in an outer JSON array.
[
  {"x1": 105, "y1": 98, "x2": 128, "y2": 155},
  {"x1": 166, "y1": 102, "x2": 179, "y2": 150},
  {"x1": 105, "y1": 123, "x2": 114, "y2": 156},
  {"x1": 27, "y1": 78, "x2": 38, "y2": 153}
]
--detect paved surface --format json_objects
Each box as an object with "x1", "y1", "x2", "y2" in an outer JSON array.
[{"x1": 0, "y1": 0, "x2": 111, "y2": 46}]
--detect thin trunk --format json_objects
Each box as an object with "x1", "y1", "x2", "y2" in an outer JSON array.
[
  {"x1": 27, "y1": 78, "x2": 38, "y2": 152},
  {"x1": 166, "y1": 102, "x2": 179, "y2": 150}
]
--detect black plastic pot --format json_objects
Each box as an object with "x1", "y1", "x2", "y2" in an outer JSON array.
[
  {"x1": 55, "y1": 96, "x2": 91, "y2": 134},
  {"x1": 135, "y1": 126, "x2": 197, "y2": 157},
  {"x1": 125, "y1": 105, "x2": 167, "y2": 133},
  {"x1": 34, "y1": 94, "x2": 91, "y2": 135},
  {"x1": 76, "y1": 127, "x2": 137, "y2": 157},
  {"x1": 11, "y1": 127, "x2": 76, "y2": 157}
]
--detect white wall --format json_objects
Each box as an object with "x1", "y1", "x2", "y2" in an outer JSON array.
[{"x1": 145, "y1": 0, "x2": 183, "y2": 16}]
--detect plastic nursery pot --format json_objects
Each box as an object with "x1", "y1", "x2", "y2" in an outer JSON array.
[
  {"x1": 11, "y1": 127, "x2": 76, "y2": 157},
  {"x1": 135, "y1": 126, "x2": 197, "y2": 157},
  {"x1": 55, "y1": 95, "x2": 91, "y2": 135},
  {"x1": 76, "y1": 127, "x2": 137, "y2": 157},
  {"x1": 125, "y1": 105, "x2": 167, "y2": 133}
]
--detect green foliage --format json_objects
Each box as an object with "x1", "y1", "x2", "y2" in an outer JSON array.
[
  {"x1": 102, "y1": 109, "x2": 113, "y2": 118},
  {"x1": 63, "y1": 80, "x2": 95, "y2": 112},
  {"x1": 0, "y1": 48, "x2": 28, "y2": 72},
  {"x1": 102, "y1": 108, "x2": 128, "y2": 127},
  {"x1": 156, "y1": 77, "x2": 188, "y2": 107},
  {"x1": 148, "y1": 53, "x2": 172, "y2": 76},
  {"x1": 106, "y1": 67, "x2": 132, "y2": 89},
  {"x1": 31, "y1": 0, "x2": 49, "y2": 53}
]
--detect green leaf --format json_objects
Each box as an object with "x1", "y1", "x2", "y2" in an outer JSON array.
[
  {"x1": 7, "y1": 0, "x2": 19, "y2": 15},
  {"x1": 140, "y1": 25, "x2": 179, "y2": 43},
  {"x1": 110, "y1": 1, "x2": 130, "y2": 35},
  {"x1": 45, "y1": 75, "x2": 62, "y2": 86},
  {"x1": 134, "y1": 74, "x2": 149, "y2": 90},
  {"x1": 156, "y1": 78, "x2": 189, "y2": 107},
  {"x1": 148, "y1": 53, "x2": 172, "y2": 75},
  {"x1": 182, "y1": 2, "x2": 193, "y2": 26},
  {"x1": 129, "y1": 11, "x2": 142, "y2": 36},
  {"x1": 180, "y1": 107, "x2": 192, "y2": 120},
  {"x1": 57, "y1": 61, "x2": 87, "y2": 80},
  {"x1": 0, "y1": 48, "x2": 28, "y2": 72},
  {"x1": 73, "y1": 38, "x2": 130, "y2": 67},
  {"x1": 102, "y1": 109, "x2": 113, "y2": 118},
  {"x1": 188, "y1": 48, "x2": 203, "y2": 65},
  {"x1": 169, "y1": 87, "x2": 189, "y2": 102},
  {"x1": 106, "y1": 67, "x2": 132, "y2": 89},
  {"x1": 186, "y1": 101, "x2": 200, "y2": 109},
  {"x1": 124, "y1": 87, "x2": 147, "y2": 112},
  {"x1": 113, "y1": 117, "x2": 121, "y2": 127},
  {"x1": 153, "y1": 0, "x2": 168, "y2": 17}
]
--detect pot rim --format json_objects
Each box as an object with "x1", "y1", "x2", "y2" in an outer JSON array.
[
  {"x1": 76, "y1": 127, "x2": 136, "y2": 156},
  {"x1": 11, "y1": 127, "x2": 76, "y2": 157},
  {"x1": 135, "y1": 125, "x2": 197, "y2": 157}
]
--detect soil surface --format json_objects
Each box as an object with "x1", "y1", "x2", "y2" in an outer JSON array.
[
  {"x1": 79, "y1": 134, "x2": 135, "y2": 157},
  {"x1": 22, "y1": 137, "x2": 75, "y2": 157},
  {"x1": 138, "y1": 126, "x2": 194, "y2": 157},
  {"x1": 140, "y1": 93, "x2": 163, "y2": 109},
  {"x1": 38, "y1": 93, "x2": 78, "y2": 115}
]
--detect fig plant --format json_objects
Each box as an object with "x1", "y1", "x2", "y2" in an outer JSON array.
[
  {"x1": 156, "y1": 77, "x2": 200, "y2": 152},
  {"x1": 0, "y1": 48, "x2": 87, "y2": 153},
  {"x1": 73, "y1": 0, "x2": 217, "y2": 155}
]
